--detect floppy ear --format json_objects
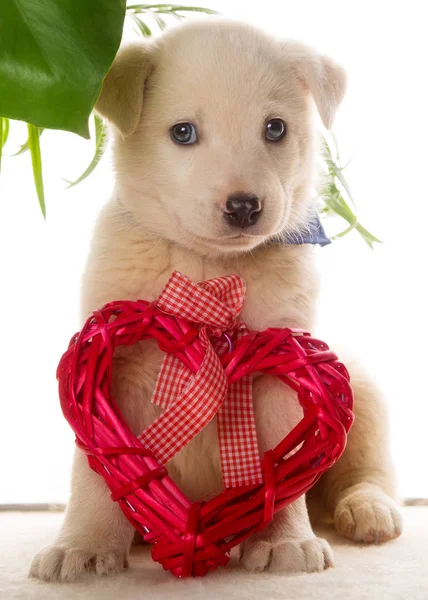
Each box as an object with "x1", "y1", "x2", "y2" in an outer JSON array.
[
  {"x1": 95, "y1": 42, "x2": 154, "y2": 136},
  {"x1": 290, "y1": 44, "x2": 347, "y2": 130}
]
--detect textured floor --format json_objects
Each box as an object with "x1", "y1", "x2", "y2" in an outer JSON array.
[{"x1": 1, "y1": 507, "x2": 427, "y2": 600}]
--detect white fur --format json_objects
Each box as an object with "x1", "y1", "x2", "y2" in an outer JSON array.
[{"x1": 30, "y1": 19, "x2": 401, "y2": 582}]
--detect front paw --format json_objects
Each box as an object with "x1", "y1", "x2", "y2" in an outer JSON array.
[
  {"x1": 334, "y1": 483, "x2": 403, "y2": 543},
  {"x1": 240, "y1": 536, "x2": 333, "y2": 574},
  {"x1": 29, "y1": 545, "x2": 127, "y2": 582}
]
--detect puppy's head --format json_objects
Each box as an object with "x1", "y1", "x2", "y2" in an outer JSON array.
[{"x1": 96, "y1": 19, "x2": 346, "y2": 256}]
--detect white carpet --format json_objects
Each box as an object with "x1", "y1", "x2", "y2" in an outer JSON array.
[{"x1": 1, "y1": 507, "x2": 427, "y2": 600}]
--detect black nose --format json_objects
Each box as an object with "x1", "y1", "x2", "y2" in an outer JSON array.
[{"x1": 224, "y1": 193, "x2": 262, "y2": 229}]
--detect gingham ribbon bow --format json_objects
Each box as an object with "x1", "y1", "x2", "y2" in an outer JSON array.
[{"x1": 139, "y1": 271, "x2": 263, "y2": 488}]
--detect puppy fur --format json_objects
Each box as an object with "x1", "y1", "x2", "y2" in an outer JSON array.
[{"x1": 30, "y1": 19, "x2": 402, "y2": 582}]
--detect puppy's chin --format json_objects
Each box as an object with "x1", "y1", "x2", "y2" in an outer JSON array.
[
  {"x1": 172, "y1": 228, "x2": 271, "y2": 257},
  {"x1": 202, "y1": 235, "x2": 267, "y2": 255}
]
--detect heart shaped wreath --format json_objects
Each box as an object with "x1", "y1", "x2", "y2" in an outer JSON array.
[{"x1": 57, "y1": 271, "x2": 354, "y2": 578}]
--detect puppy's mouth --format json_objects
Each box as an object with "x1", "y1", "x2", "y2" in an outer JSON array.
[
  {"x1": 224, "y1": 232, "x2": 265, "y2": 240},
  {"x1": 189, "y1": 230, "x2": 270, "y2": 252}
]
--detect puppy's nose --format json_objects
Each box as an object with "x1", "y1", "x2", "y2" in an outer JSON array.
[{"x1": 224, "y1": 193, "x2": 262, "y2": 229}]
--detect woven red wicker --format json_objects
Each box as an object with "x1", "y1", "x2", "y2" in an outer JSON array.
[{"x1": 57, "y1": 290, "x2": 354, "y2": 578}]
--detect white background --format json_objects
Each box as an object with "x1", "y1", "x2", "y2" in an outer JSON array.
[{"x1": 1, "y1": 0, "x2": 427, "y2": 504}]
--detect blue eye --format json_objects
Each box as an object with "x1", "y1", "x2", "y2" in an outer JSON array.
[
  {"x1": 265, "y1": 118, "x2": 287, "y2": 142},
  {"x1": 171, "y1": 122, "x2": 198, "y2": 145}
]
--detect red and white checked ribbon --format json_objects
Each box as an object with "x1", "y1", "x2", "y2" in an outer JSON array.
[{"x1": 138, "y1": 271, "x2": 263, "y2": 488}]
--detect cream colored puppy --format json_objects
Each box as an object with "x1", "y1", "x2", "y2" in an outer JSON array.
[{"x1": 31, "y1": 19, "x2": 402, "y2": 582}]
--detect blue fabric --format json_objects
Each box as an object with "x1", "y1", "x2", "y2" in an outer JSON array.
[{"x1": 279, "y1": 211, "x2": 331, "y2": 247}]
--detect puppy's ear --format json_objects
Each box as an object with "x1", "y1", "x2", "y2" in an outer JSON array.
[
  {"x1": 95, "y1": 42, "x2": 154, "y2": 136},
  {"x1": 289, "y1": 43, "x2": 347, "y2": 130}
]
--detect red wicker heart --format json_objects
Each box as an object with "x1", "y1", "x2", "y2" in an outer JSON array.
[{"x1": 57, "y1": 280, "x2": 353, "y2": 578}]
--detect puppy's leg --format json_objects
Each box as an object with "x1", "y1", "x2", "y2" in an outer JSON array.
[
  {"x1": 240, "y1": 497, "x2": 334, "y2": 573},
  {"x1": 316, "y1": 364, "x2": 403, "y2": 543},
  {"x1": 240, "y1": 376, "x2": 333, "y2": 573},
  {"x1": 29, "y1": 449, "x2": 134, "y2": 582},
  {"x1": 30, "y1": 347, "x2": 161, "y2": 582}
]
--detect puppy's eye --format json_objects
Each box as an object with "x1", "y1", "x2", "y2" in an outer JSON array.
[
  {"x1": 171, "y1": 122, "x2": 198, "y2": 145},
  {"x1": 265, "y1": 118, "x2": 287, "y2": 142}
]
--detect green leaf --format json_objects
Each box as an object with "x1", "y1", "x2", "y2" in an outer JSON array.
[
  {"x1": 355, "y1": 224, "x2": 383, "y2": 248},
  {"x1": 324, "y1": 185, "x2": 356, "y2": 225},
  {"x1": 324, "y1": 183, "x2": 382, "y2": 247},
  {"x1": 168, "y1": 11, "x2": 186, "y2": 20},
  {"x1": 0, "y1": 118, "x2": 3, "y2": 174},
  {"x1": 128, "y1": 4, "x2": 218, "y2": 15},
  {"x1": 328, "y1": 159, "x2": 357, "y2": 210},
  {"x1": 166, "y1": 5, "x2": 218, "y2": 14},
  {"x1": 0, "y1": 1, "x2": 126, "y2": 138},
  {"x1": 65, "y1": 115, "x2": 107, "y2": 188},
  {"x1": 0, "y1": 117, "x2": 9, "y2": 174},
  {"x1": 1, "y1": 117, "x2": 10, "y2": 149},
  {"x1": 323, "y1": 137, "x2": 356, "y2": 209},
  {"x1": 151, "y1": 13, "x2": 167, "y2": 30},
  {"x1": 321, "y1": 136, "x2": 381, "y2": 247},
  {"x1": 27, "y1": 123, "x2": 46, "y2": 218},
  {"x1": 130, "y1": 14, "x2": 153, "y2": 36},
  {"x1": 10, "y1": 128, "x2": 44, "y2": 157}
]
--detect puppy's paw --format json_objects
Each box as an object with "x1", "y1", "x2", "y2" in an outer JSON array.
[
  {"x1": 334, "y1": 483, "x2": 403, "y2": 544},
  {"x1": 240, "y1": 536, "x2": 333, "y2": 574},
  {"x1": 29, "y1": 545, "x2": 127, "y2": 582}
]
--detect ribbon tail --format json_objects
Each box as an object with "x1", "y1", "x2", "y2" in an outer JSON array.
[
  {"x1": 217, "y1": 375, "x2": 263, "y2": 488},
  {"x1": 139, "y1": 344, "x2": 228, "y2": 464},
  {"x1": 152, "y1": 354, "x2": 192, "y2": 409}
]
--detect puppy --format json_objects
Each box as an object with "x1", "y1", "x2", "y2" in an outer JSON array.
[{"x1": 31, "y1": 19, "x2": 402, "y2": 582}]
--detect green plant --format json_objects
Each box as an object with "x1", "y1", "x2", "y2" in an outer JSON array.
[
  {"x1": 321, "y1": 136, "x2": 382, "y2": 248},
  {"x1": 0, "y1": 2, "x2": 379, "y2": 246}
]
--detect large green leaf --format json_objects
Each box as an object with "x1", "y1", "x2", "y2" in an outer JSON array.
[{"x1": 0, "y1": 1, "x2": 126, "y2": 138}]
